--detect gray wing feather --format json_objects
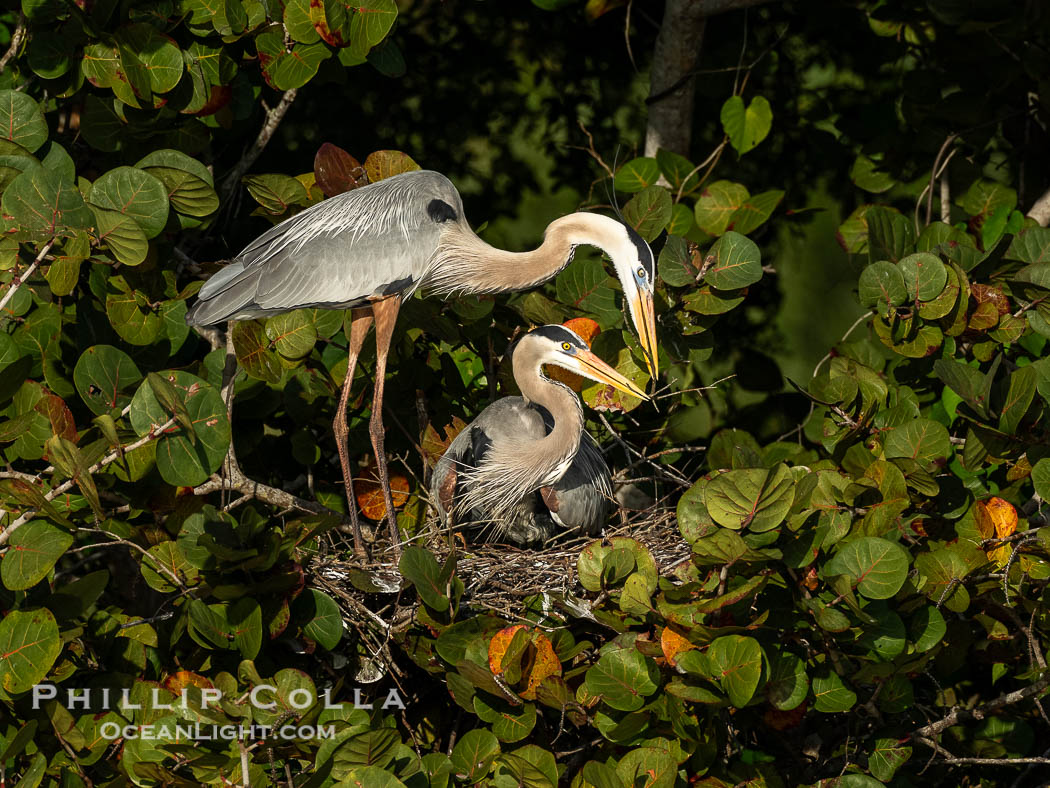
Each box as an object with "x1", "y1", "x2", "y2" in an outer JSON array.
[{"x1": 187, "y1": 170, "x2": 463, "y2": 325}]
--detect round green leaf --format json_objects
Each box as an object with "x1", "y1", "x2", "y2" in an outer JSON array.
[
  {"x1": 106, "y1": 288, "x2": 163, "y2": 345},
  {"x1": 622, "y1": 185, "x2": 671, "y2": 242},
  {"x1": 337, "y1": 767, "x2": 407, "y2": 788},
  {"x1": 116, "y1": 24, "x2": 184, "y2": 93},
  {"x1": 616, "y1": 748, "x2": 676, "y2": 788},
  {"x1": 0, "y1": 607, "x2": 62, "y2": 694},
  {"x1": 766, "y1": 650, "x2": 808, "y2": 711},
  {"x1": 1032, "y1": 458, "x2": 1050, "y2": 501},
  {"x1": 2, "y1": 165, "x2": 94, "y2": 241},
  {"x1": 858, "y1": 260, "x2": 907, "y2": 309},
  {"x1": 811, "y1": 670, "x2": 857, "y2": 713},
  {"x1": 883, "y1": 418, "x2": 950, "y2": 467},
  {"x1": 232, "y1": 321, "x2": 286, "y2": 383},
  {"x1": 707, "y1": 635, "x2": 763, "y2": 708},
  {"x1": 1, "y1": 521, "x2": 73, "y2": 591},
  {"x1": 898, "y1": 252, "x2": 947, "y2": 301},
  {"x1": 73, "y1": 344, "x2": 143, "y2": 416},
  {"x1": 857, "y1": 607, "x2": 906, "y2": 660},
  {"x1": 850, "y1": 154, "x2": 895, "y2": 193},
  {"x1": 450, "y1": 729, "x2": 500, "y2": 783},
  {"x1": 129, "y1": 371, "x2": 231, "y2": 487},
  {"x1": 909, "y1": 605, "x2": 946, "y2": 653},
  {"x1": 0, "y1": 91, "x2": 48, "y2": 154},
  {"x1": 614, "y1": 157, "x2": 659, "y2": 193},
  {"x1": 703, "y1": 231, "x2": 762, "y2": 290},
  {"x1": 348, "y1": 0, "x2": 399, "y2": 58},
  {"x1": 294, "y1": 588, "x2": 343, "y2": 650},
  {"x1": 141, "y1": 541, "x2": 198, "y2": 592},
  {"x1": 695, "y1": 180, "x2": 749, "y2": 236},
  {"x1": 88, "y1": 166, "x2": 170, "y2": 239},
  {"x1": 577, "y1": 541, "x2": 608, "y2": 592},
  {"x1": 824, "y1": 537, "x2": 910, "y2": 600},
  {"x1": 265, "y1": 310, "x2": 318, "y2": 360},
  {"x1": 584, "y1": 647, "x2": 659, "y2": 711},
  {"x1": 703, "y1": 464, "x2": 794, "y2": 532},
  {"x1": 720, "y1": 95, "x2": 772, "y2": 155}
]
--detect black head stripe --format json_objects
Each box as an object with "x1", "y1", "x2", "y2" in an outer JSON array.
[
  {"x1": 427, "y1": 198, "x2": 458, "y2": 223},
  {"x1": 623, "y1": 223, "x2": 655, "y2": 278},
  {"x1": 531, "y1": 324, "x2": 589, "y2": 350}
]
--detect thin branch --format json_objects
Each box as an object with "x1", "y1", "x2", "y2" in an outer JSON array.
[
  {"x1": 910, "y1": 676, "x2": 1050, "y2": 741},
  {"x1": 219, "y1": 89, "x2": 299, "y2": 205},
  {"x1": 0, "y1": 13, "x2": 26, "y2": 74},
  {"x1": 0, "y1": 416, "x2": 177, "y2": 547},
  {"x1": 0, "y1": 240, "x2": 54, "y2": 314}
]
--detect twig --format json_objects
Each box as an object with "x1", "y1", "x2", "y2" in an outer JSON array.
[
  {"x1": 0, "y1": 416, "x2": 177, "y2": 547},
  {"x1": 910, "y1": 675, "x2": 1050, "y2": 741},
  {"x1": 0, "y1": 240, "x2": 53, "y2": 314},
  {"x1": 0, "y1": 13, "x2": 26, "y2": 74},
  {"x1": 916, "y1": 134, "x2": 958, "y2": 231},
  {"x1": 219, "y1": 89, "x2": 299, "y2": 205}
]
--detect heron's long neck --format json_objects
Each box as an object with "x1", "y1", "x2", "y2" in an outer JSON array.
[
  {"x1": 426, "y1": 213, "x2": 617, "y2": 295},
  {"x1": 515, "y1": 365, "x2": 584, "y2": 488}
]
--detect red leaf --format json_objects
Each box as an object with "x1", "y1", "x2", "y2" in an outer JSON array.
[{"x1": 314, "y1": 143, "x2": 368, "y2": 198}]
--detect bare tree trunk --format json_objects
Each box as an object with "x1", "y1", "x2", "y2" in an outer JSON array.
[
  {"x1": 644, "y1": 0, "x2": 777, "y2": 158},
  {"x1": 1028, "y1": 186, "x2": 1050, "y2": 227}
]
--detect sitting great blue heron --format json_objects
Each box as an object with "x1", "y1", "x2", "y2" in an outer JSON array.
[
  {"x1": 186, "y1": 170, "x2": 659, "y2": 555},
  {"x1": 431, "y1": 324, "x2": 648, "y2": 546}
]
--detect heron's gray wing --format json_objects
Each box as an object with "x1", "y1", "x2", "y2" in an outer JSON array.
[{"x1": 188, "y1": 171, "x2": 463, "y2": 324}]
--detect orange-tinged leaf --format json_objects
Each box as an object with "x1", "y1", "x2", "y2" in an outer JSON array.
[
  {"x1": 488, "y1": 624, "x2": 527, "y2": 675},
  {"x1": 35, "y1": 394, "x2": 77, "y2": 444},
  {"x1": 163, "y1": 670, "x2": 213, "y2": 694},
  {"x1": 355, "y1": 458, "x2": 410, "y2": 520},
  {"x1": 764, "y1": 700, "x2": 807, "y2": 730},
  {"x1": 363, "y1": 150, "x2": 420, "y2": 183},
  {"x1": 520, "y1": 631, "x2": 561, "y2": 701},
  {"x1": 421, "y1": 416, "x2": 468, "y2": 467},
  {"x1": 314, "y1": 142, "x2": 367, "y2": 198},
  {"x1": 975, "y1": 497, "x2": 1018, "y2": 540},
  {"x1": 660, "y1": 626, "x2": 696, "y2": 667}
]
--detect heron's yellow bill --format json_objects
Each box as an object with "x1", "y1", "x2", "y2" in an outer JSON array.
[
  {"x1": 630, "y1": 290, "x2": 659, "y2": 381},
  {"x1": 576, "y1": 350, "x2": 650, "y2": 401}
]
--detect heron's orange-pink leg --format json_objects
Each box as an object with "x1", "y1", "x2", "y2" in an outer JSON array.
[
  {"x1": 368, "y1": 296, "x2": 402, "y2": 556},
  {"x1": 333, "y1": 307, "x2": 373, "y2": 556}
]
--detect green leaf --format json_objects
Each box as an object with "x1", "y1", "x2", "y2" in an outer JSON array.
[
  {"x1": 655, "y1": 149, "x2": 698, "y2": 193},
  {"x1": 703, "y1": 231, "x2": 762, "y2": 290},
  {"x1": 858, "y1": 261, "x2": 907, "y2": 310},
  {"x1": 129, "y1": 371, "x2": 231, "y2": 487},
  {"x1": 1, "y1": 521, "x2": 73, "y2": 591},
  {"x1": 866, "y1": 206, "x2": 915, "y2": 264},
  {"x1": 1005, "y1": 227, "x2": 1050, "y2": 264},
  {"x1": 958, "y1": 178, "x2": 1016, "y2": 220},
  {"x1": 73, "y1": 345, "x2": 143, "y2": 416},
  {"x1": 450, "y1": 729, "x2": 500, "y2": 783},
  {"x1": 92, "y1": 206, "x2": 149, "y2": 266},
  {"x1": 0, "y1": 607, "x2": 62, "y2": 694},
  {"x1": 657, "y1": 235, "x2": 700, "y2": 287},
  {"x1": 850, "y1": 154, "x2": 895, "y2": 193},
  {"x1": 88, "y1": 166, "x2": 170, "y2": 239},
  {"x1": 883, "y1": 418, "x2": 950, "y2": 467},
  {"x1": 106, "y1": 287, "x2": 163, "y2": 345},
  {"x1": 730, "y1": 189, "x2": 784, "y2": 235},
  {"x1": 616, "y1": 748, "x2": 676, "y2": 788},
  {"x1": 720, "y1": 95, "x2": 773, "y2": 155},
  {"x1": 811, "y1": 670, "x2": 857, "y2": 713},
  {"x1": 243, "y1": 172, "x2": 310, "y2": 215},
  {"x1": 1033, "y1": 458, "x2": 1050, "y2": 501},
  {"x1": 707, "y1": 635, "x2": 763, "y2": 707},
  {"x1": 0, "y1": 91, "x2": 48, "y2": 154},
  {"x1": 999, "y1": 366, "x2": 1037, "y2": 435},
  {"x1": 265, "y1": 310, "x2": 318, "y2": 360},
  {"x1": 256, "y1": 30, "x2": 332, "y2": 91},
  {"x1": 694, "y1": 180, "x2": 749, "y2": 236},
  {"x1": 933, "y1": 359, "x2": 990, "y2": 419},
  {"x1": 622, "y1": 185, "x2": 671, "y2": 242},
  {"x1": 584, "y1": 647, "x2": 659, "y2": 711},
  {"x1": 825, "y1": 537, "x2": 910, "y2": 600},
  {"x1": 614, "y1": 157, "x2": 659, "y2": 193},
  {"x1": 141, "y1": 541, "x2": 197, "y2": 592},
  {"x1": 766, "y1": 651, "x2": 808, "y2": 710},
  {"x1": 232, "y1": 321, "x2": 285, "y2": 384},
  {"x1": 295, "y1": 588, "x2": 343, "y2": 650},
  {"x1": 116, "y1": 23, "x2": 184, "y2": 94},
  {"x1": 898, "y1": 252, "x2": 947, "y2": 301},
  {"x1": 909, "y1": 606, "x2": 946, "y2": 652},
  {"x1": 348, "y1": 0, "x2": 399, "y2": 58},
  {"x1": 704, "y1": 464, "x2": 794, "y2": 532},
  {"x1": 869, "y1": 738, "x2": 912, "y2": 782},
  {"x1": 2, "y1": 165, "x2": 95, "y2": 241},
  {"x1": 915, "y1": 548, "x2": 970, "y2": 611},
  {"x1": 398, "y1": 546, "x2": 450, "y2": 612}
]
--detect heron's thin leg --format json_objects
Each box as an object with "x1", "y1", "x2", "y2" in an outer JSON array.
[
  {"x1": 368, "y1": 296, "x2": 402, "y2": 556},
  {"x1": 333, "y1": 308, "x2": 373, "y2": 556}
]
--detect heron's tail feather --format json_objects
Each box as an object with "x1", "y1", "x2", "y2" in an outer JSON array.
[{"x1": 185, "y1": 264, "x2": 257, "y2": 326}]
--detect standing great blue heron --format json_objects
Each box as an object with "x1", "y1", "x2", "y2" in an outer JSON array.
[
  {"x1": 186, "y1": 170, "x2": 659, "y2": 554},
  {"x1": 431, "y1": 324, "x2": 648, "y2": 545}
]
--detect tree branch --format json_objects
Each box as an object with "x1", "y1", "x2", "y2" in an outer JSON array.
[
  {"x1": 0, "y1": 416, "x2": 177, "y2": 547},
  {"x1": 0, "y1": 13, "x2": 26, "y2": 75},
  {"x1": 219, "y1": 89, "x2": 299, "y2": 205},
  {"x1": 0, "y1": 240, "x2": 54, "y2": 314},
  {"x1": 909, "y1": 676, "x2": 1050, "y2": 742}
]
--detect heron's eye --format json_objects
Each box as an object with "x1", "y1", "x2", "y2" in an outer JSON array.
[
  {"x1": 637, "y1": 266, "x2": 646, "y2": 278},
  {"x1": 561, "y1": 341, "x2": 572, "y2": 351}
]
